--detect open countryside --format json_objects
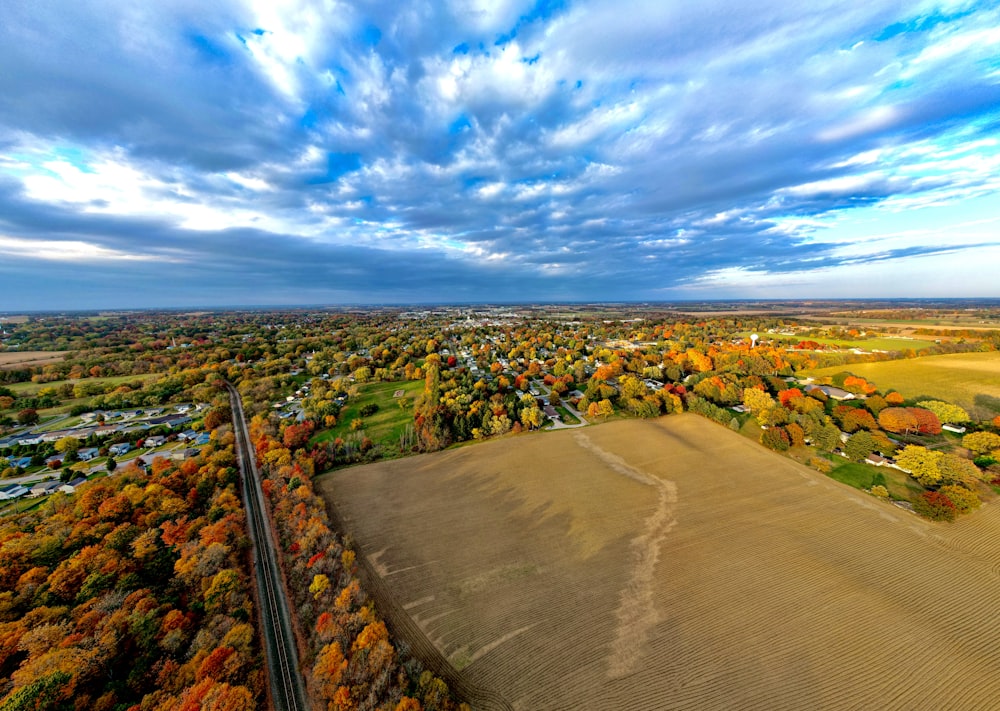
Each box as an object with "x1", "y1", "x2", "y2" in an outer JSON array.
[
  {"x1": 320, "y1": 414, "x2": 1000, "y2": 711},
  {"x1": 806, "y1": 352, "x2": 1000, "y2": 416}
]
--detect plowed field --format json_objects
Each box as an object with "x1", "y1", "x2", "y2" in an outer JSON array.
[{"x1": 318, "y1": 414, "x2": 1000, "y2": 710}]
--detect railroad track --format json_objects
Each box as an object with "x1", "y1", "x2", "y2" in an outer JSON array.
[{"x1": 227, "y1": 383, "x2": 309, "y2": 711}]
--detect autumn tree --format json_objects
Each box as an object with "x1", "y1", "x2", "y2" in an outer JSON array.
[
  {"x1": 742, "y1": 387, "x2": 774, "y2": 414},
  {"x1": 962, "y1": 431, "x2": 1000, "y2": 455},
  {"x1": 878, "y1": 407, "x2": 918, "y2": 435},
  {"x1": 17, "y1": 408, "x2": 38, "y2": 425},
  {"x1": 915, "y1": 400, "x2": 969, "y2": 424},
  {"x1": 912, "y1": 491, "x2": 957, "y2": 522},
  {"x1": 895, "y1": 445, "x2": 944, "y2": 486}
]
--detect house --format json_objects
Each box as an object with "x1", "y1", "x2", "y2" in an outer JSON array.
[
  {"x1": 11, "y1": 456, "x2": 32, "y2": 470},
  {"x1": 165, "y1": 416, "x2": 192, "y2": 429},
  {"x1": 865, "y1": 454, "x2": 888, "y2": 467},
  {"x1": 30, "y1": 480, "x2": 61, "y2": 497},
  {"x1": 0, "y1": 484, "x2": 29, "y2": 500},
  {"x1": 109, "y1": 442, "x2": 131, "y2": 456},
  {"x1": 806, "y1": 384, "x2": 855, "y2": 401},
  {"x1": 78, "y1": 448, "x2": 100, "y2": 461},
  {"x1": 176, "y1": 404, "x2": 193, "y2": 413},
  {"x1": 195, "y1": 432, "x2": 211, "y2": 445},
  {"x1": 59, "y1": 477, "x2": 88, "y2": 494},
  {"x1": 144, "y1": 435, "x2": 166, "y2": 448},
  {"x1": 543, "y1": 405, "x2": 560, "y2": 420},
  {"x1": 177, "y1": 430, "x2": 198, "y2": 442},
  {"x1": 942, "y1": 424, "x2": 967, "y2": 434}
]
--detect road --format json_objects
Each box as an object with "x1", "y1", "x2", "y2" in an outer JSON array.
[{"x1": 226, "y1": 383, "x2": 309, "y2": 711}]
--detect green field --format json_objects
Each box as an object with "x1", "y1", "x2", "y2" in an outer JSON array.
[
  {"x1": 311, "y1": 380, "x2": 422, "y2": 453},
  {"x1": 805, "y1": 351, "x2": 1000, "y2": 417},
  {"x1": 827, "y1": 461, "x2": 924, "y2": 502}
]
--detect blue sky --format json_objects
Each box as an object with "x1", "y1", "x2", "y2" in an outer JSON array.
[{"x1": 1, "y1": 0, "x2": 999, "y2": 309}]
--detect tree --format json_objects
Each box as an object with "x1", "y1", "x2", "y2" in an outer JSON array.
[
  {"x1": 760, "y1": 427, "x2": 790, "y2": 451},
  {"x1": 895, "y1": 445, "x2": 943, "y2": 486},
  {"x1": 916, "y1": 400, "x2": 969, "y2": 424},
  {"x1": 742, "y1": 388, "x2": 774, "y2": 414},
  {"x1": 938, "y1": 454, "x2": 984, "y2": 486},
  {"x1": 54, "y1": 436, "x2": 80, "y2": 456},
  {"x1": 16, "y1": 408, "x2": 39, "y2": 426},
  {"x1": 962, "y1": 431, "x2": 1000, "y2": 455},
  {"x1": 912, "y1": 491, "x2": 957, "y2": 522},
  {"x1": 910, "y1": 408, "x2": 941, "y2": 435},
  {"x1": 844, "y1": 431, "x2": 876, "y2": 462},
  {"x1": 878, "y1": 407, "x2": 918, "y2": 435},
  {"x1": 939, "y1": 484, "x2": 980, "y2": 514},
  {"x1": 814, "y1": 421, "x2": 842, "y2": 452}
]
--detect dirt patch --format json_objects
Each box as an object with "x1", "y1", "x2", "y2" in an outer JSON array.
[{"x1": 319, "y1": 414, "x2": 1000, "y2": 710}]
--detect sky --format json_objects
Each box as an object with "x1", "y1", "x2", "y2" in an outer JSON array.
[{"x1": 2, "y1": 0, "x2": 1000, "y2": 310}]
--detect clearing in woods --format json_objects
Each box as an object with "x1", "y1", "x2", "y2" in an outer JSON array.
[
  {"x1": 805, "y1": 351, "x2": 1000, "y2": 415},
  {"x1": 319, "y1": 414, "x2": 1000, "y2": 710}
]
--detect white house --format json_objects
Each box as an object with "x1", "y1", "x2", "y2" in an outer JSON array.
[{"x1": 59, "y1": 477, "x2": 87, "y2": 494}]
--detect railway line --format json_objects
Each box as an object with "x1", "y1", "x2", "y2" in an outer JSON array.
[{"x1": 227, "y1": 383, "x2": 309, "y2": 711}]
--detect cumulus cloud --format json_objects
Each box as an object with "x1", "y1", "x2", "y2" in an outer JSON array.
[{"x1": 1, "y1": 0, "x2": 999, "y2": 308}]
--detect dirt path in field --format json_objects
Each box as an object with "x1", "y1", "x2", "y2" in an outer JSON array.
[{"x1": 573, "y1": 431, "x2": 678, "y2": 679}]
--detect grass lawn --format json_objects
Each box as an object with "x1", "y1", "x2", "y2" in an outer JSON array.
[
  {"x1": 554, "y1": 405, "x2": 579, "y2": 424},
  {"x1": 311, "y1": 380, "x2": 423, "y2": 454},
  {"x1": 827, "y1": 461, "x2": 924, "y2": 502}
]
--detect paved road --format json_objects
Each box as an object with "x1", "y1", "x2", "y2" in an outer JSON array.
[{"x1": 227, "y1": 383, "x2": 309, "y2": 711}]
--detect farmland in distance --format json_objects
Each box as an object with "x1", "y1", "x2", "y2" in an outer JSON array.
[
  {"x1": 319, "y1": 414, "x2": 1000, "y2": 710},
  {"x1": 805, "y1": 351, "x2": 1000, "y2": 415}
]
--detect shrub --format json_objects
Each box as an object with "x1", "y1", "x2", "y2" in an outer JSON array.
[
  {"x1": 870, "y1": 485, "x2": 889, "y2": 499},
  {"x1": 359, "y1": 403, "x2": 379, "y2": 417},
  {"x1": 912, "y1": 491, "x2": 957, "y2": 522},
  {"x1": 808, "y1": 456, "x2": 833, "y2": 474}
]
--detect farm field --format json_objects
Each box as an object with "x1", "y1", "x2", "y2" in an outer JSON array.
[
  {"x1": 805, "y1": 351, "x2": 1000, "y2": 415},
  {"x1": 6, "y1": 373, "x2": 158, "y2": 396},
  {"x1": 0, "y1": 351, "x2": 70, "y2": 369},
  {"x1": 319, "y1": 414, "x2": 1000, "y2": 710},
  {"x1": 762, "y1": 333, "x2": 932, "y2": 351}
]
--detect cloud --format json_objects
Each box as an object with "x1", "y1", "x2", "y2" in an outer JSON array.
[{"x1": 1, "y1": 0, "x2": 999, "y2": 309}]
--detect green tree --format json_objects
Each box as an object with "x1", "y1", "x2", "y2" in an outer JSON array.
[
  {"x1": 844, "y1": 431, "x2": 876, "y2": 462},
  {"x1": 814, "y1": 421, "x2": 842, "y2": 452}
]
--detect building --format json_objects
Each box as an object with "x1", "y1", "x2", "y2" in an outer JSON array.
[
  {"x1": 59, "y1": 477, "x2": 88, "y2": 494},
  {"x1": 78, "y1": 447, "x2": 100, "y2": 461},
  {"x1": 109, "y1": 442, "x2": 131, "y2": 456},
  {"x1": 0, "y1": 484, "x2": 29, "y2": 500}
]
